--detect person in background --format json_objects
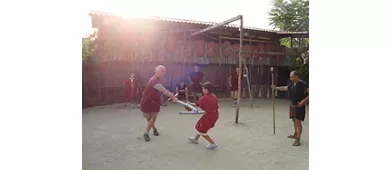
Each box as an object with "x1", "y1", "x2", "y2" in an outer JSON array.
[
  {"x1": 229, "y1": 67, "x2": 242, "y2": 107},
  {"x1": 123, "y1": 72, "x2": 139, "y2": 108},
  {"x1": 176, "y1": 80, "x2": 189, "y2": 102},
  {"x1": 189, "y1": 65, "x2": 205, "y2": 102},
  {"x1": 241, "y1": 67, "x2": 249, "y2": 99},
  {"x1": 271, "y1": 71, "x2": 309, "y2": 146}
]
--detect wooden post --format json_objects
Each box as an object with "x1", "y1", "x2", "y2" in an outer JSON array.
[
  {"x1": 235, "y1": 16, "x2": 243, "y2": 124},
  {"x1": 271, "y1": 67, "x2": 276, "y2": 134},
  {"x1": 218, "y1": 33, "x2": 222, "y2": 66},
  {"x1": 247, "y1": 33, "x2": 253, "y2": 108}
]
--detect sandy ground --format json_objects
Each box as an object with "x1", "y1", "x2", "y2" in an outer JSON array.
[{"x1": 83, "y1": 99, "x2": 309, "y2": 170}]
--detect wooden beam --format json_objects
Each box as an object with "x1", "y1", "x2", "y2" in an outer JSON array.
[
  {"x1": 190, "y1": 15, "x2": 242, "y2": 37},
  {"x1": 220, "y1": 36, "x2": 276, "y2": 44}
]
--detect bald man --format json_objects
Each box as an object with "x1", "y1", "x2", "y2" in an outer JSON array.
[
  {"x1": 140, "y1": 65, "x2": 178, "y2": 142},
  {"x1": 272, "y1": 71, "x2": 309, "y2": 146}
]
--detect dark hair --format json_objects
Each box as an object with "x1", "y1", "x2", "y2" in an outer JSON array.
[
  {"x1": 202, "y1": 82, "x2": 213, "y2": 93},
  {"x1": 291, "y1": 71, "x2": 300, "y2": 77}
]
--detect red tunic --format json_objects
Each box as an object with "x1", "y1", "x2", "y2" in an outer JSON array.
[
  {"x1": 195, "y1": 93, "x2": 219, "y2": 134},
  {"x1": 140, "y1": 75, "x2": 163, "y2": 113},
  {"x1": 189, "y1": 72, "x2": 204, "y2": 93},
  {"x1": 124, "y1": 78, "x2": 138, "y2": 101},
  {"x1": 230, "y1": 73, "x2": 244, "y2": 91}
]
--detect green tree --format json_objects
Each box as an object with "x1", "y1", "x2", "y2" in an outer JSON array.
[
  {"x1": 269, "y1": 0, "x2": 309, "y2": 32},
  {"x1": 82, "y1": 31, "x2": 97, "y2": 61},
  {"x1": 269, "y1": 0, "x2": 309, "y2": 47},
  {"x1": 269, "y1": 0, "x2": 309, "y2": 81}
]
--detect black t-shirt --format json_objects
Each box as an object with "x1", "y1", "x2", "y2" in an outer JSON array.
[
  {"x1": 176, "y1": 84, "x2": 187, "y2": 94},
  {"x1": 288, "y1": 81, "x2": 309, "y2": 105}
]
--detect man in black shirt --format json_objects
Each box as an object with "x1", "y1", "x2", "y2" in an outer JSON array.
[
  {"x1": 272, "y1": 71, "x2": 309, "y2": 146},
  {"x1": 176, "y1": 80, "x2": 189, "y2": 102}
]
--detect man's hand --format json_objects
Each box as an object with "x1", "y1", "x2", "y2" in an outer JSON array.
[
  {"x1": 271, "y1": 85, "x2": 277, "y2": 89},
  {"x1": 297, "y1": 101, "x2": 305, "y2": 107},
  {"x1": 171, "y1": 97, "x2": 178, "y2": 103}
]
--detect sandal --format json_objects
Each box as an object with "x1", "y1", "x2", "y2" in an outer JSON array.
[
  {"x1": 287, "y1": 135, "x2": 297, "y2": 139},
  {"x1": 153, "y1": 128, "x2": 159, "y2": 136},
  {"x1": 292, "y1": 139, "x2": 301, "y2": 146},
  {"x1": 143, "y1": 133, "x2": 150, "y2": 141}
]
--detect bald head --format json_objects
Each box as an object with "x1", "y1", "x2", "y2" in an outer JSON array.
[
  {"x1": 289, "y1": 71, "x2": 300, "y2": 82},
  {"x1": 155, "y1": 65, "x2": 166, "y2": 78}
]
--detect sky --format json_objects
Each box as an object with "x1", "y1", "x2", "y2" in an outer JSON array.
[{"x1": 82, "y1": 0, "x2": 275, "y2": 36}]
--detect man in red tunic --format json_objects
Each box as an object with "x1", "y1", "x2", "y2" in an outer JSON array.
[
  {"x1": 229, "y1": 67, "x2": 248, "y2": 107},
  {"x1": 187, "y1": 82, "x2": 219, "y2": 149},
  {"x1": 140, "y1": 65, "x2": 178, "y2": 142},
  {"x1": 123, "y1": 73, "x2": 139, "y2": 108},
  {"x1": 188, "y1": 65, "x2": 205, "y2": 103}
]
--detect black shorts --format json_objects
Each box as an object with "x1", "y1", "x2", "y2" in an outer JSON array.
[
  {"x1": 178, "y1": 93, "x2": 186, "y2": 100},
  {"x1": 289, "y1": 105, "x2": 306, "y2": 121}
]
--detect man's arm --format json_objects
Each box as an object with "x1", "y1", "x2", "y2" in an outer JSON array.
[
  {"x1": 271, "y1": 85, "x2": 289, "y2": 91},
  {"x1": 301, "y1": 88, "x2": 309, "y2": 103},
  {"x1": 188, "y1": 75, "x2": 193, "y2": 84},
  {"x1": 153, "y1": 83, "x2": 177, "y2": 101},
  {"x1": 176, "y1": 87, "x2": 179, "y2": 94}
]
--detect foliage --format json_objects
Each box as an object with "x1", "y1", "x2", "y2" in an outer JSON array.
[
  {"x1": 269, "y1": 0, "x2": 309, "y2": 82},
  {"x1": 286, "y1": 54, "x2": 309, "y2": 82},
  {"x1": 269, "y1": 0, "x2": 309, "y2": 48},
  {"x1": 269, "y1": 0, "x2": 309, "y2": 32},
  {"x1": 280, "y1": 38, "x2": 309, "y2": 48},
  {"x1": 82, "y1": 31, "x2": 97, "y2": 61}
]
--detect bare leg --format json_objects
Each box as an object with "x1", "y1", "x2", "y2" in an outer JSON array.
[
  {"x1": 202, "y1": 135, "x2": 215, "y2": 144},
  {"x1": 188, "y1": 134, "x2": 200, "y2": 144},
  {"x1": 232, "y1": 91, "x2": 238, "y2": 106},
  {"x1": 288, "y1": 118, "x2": 297, "y2": 138},
  {"x1": 145, "y1": 117, "x2": 156, "y2": 134},
  {"x1": 295, "y1": 119, "x2": 303, "y2": 138},
  {"x1": 145, "y1": 118, "x2": 157, "y2": 131},
  {"x1": 293, "y1": 119, "x2": 302, "y2": 146},
  {"x1": 185, "y1": 93, "x2": 189, "y2": 102},
  {"x1": 193, "y1": 92, "x2": 197, "y2": 103}
]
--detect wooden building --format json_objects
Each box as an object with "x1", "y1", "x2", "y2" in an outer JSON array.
[{"x1": 82, "y1": 11, "x2": 309, "y2": 108}]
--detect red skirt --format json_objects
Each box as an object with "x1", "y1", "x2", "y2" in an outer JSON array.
[
  {"x1": 192, "y1": 83, "x2": 203, "y2": 93},
  {"x1": 195, "y1": 114, "x2": 218, "y2": 134},
  {"x1": 127, "y1": 88, "x2": 138, "y2": 101},
  {"x1": 230, "y1": 83, "x2": 238, "y2": 91}
]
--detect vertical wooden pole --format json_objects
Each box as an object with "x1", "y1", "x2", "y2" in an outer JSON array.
[
  {"x1": 218, "y1": 33, "x2": 222, "y2": 66},
  {"x1": 235, "y1": 16, "x2": 243, "y2": 124},
  {"x1": 271, "y1": 67, "x2": 275, "y2": 134},
  {"x1": 247, "y1": 33, "x2": 253, "y2": 108}
]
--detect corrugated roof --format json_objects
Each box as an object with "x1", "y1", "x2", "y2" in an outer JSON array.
[{"x1": 89, "y1": 10, "x2": 308, "y2": 36}]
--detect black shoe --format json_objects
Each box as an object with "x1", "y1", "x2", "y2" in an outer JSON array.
[
  {"x1": 161, "y1": 103, "x2": 167, "y2": 107},
  {"x1": 153, "y1": 128, "x2": 159, "y2": 136},
  {"x1": 144, "y1": 133, "x2": 150, "y2": 141}
]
